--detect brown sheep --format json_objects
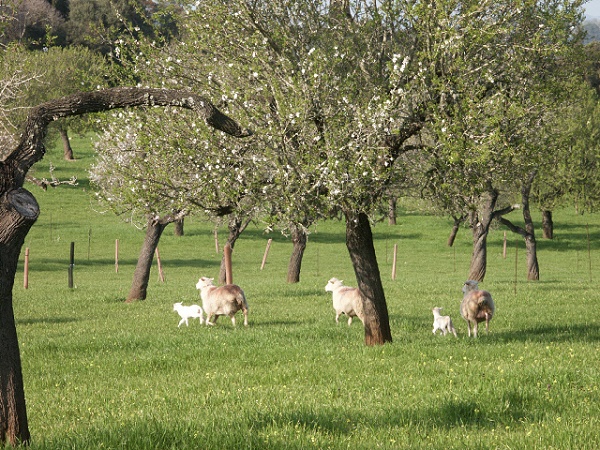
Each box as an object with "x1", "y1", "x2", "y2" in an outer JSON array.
[{"x1": 460, "y1": 280, "x2": 495, "y2": 337}]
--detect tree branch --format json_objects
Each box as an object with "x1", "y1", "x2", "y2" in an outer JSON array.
[{"x1": 1, "y1": 87, "x2": 252, "y2": 192}]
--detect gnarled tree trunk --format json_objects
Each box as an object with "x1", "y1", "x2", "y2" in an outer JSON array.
[
  {"x1": 542, "y1": 210, "x2": 553, "y2": 239},
  {"x1": 218, "y1": 215, "x2": 251, "y2": 284},
  {"x1": 173, "y1": 218, "x2": 184, "y2": 236},
  {"x1": 388, "y1": 197, "x2": 397, "y2": 225},
  {"x1": 60, "y1": 127, "x2": 74, "y2": 160},
  {"x1": 498, "y1": 171, "x2": 540, "y2": 281},
  {"x1": 468, "y1": 190, "x2": 518, "y2": 282},
  {"x1": 345, "y1": 211, "x2": 392, "y2": 346},
  {"x1": 447, "y1": 215, "x2": 464, "y2": 247},
  {"x1": 0, "y1": 189, "x2": 37, "y2": 446},
  {"x1": 0, "y1": 87, "x2": 250, "y2": 445},
  {"x1": 287, "y1": 224, "x2": 307, "y2": 283},
  {"x1": 126, "y1": 217, "x2": 170, "y2": 302}
]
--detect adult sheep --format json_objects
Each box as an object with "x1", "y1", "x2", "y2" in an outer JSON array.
[
  {"x1": 460, "y1": 280, "x2": 495, "y2": 337},
  {"x1": 325, "y1": 277, "x2": 364, "y2": 326},
  {"x1": 196, "y1": 277, "x2": 249, "y2": 326}
]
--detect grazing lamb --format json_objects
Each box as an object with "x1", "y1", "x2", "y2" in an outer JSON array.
[
  {"x1": 460, "y1": 280, "x2": 495, "y2": 337},
  {"x1": 195, "y1": 277, "x2": 249, "y2": 326},
  {"x1": 173, "y1": 302, "x2": 204, "y2": 327},
  {"x1": 432, "y1": 307, "x2": 457, "y2": 337},
  {"x1": 325, "y1": 277, "x2": 364, "y2": 326}
]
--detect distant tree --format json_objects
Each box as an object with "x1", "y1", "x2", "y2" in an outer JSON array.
[
  {"x1": 0, "y1": 45, "x2": 110, "y2": 160},
  {"x1": 0, "y1": 0, "x2": 65, "y2": 48},
  {"x1": 91, "y1": 106, "x2": 259, "y2": 301}
]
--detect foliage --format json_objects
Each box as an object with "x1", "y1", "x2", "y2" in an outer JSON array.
[
  {"x1": 91, "y1": 107, "x2": 265, "y2": 226},
  {"x1": 0, "y1": 45, "x2": 111, "y2": 147}
]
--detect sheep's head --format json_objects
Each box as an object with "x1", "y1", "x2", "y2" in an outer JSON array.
[
  {"x1": 196, "y1": 277, "x2": 215, "y2": 290},
  {"x1": 462, "y1": 280, "x2": 479, "y2": 294},
  {"x1": 173, "y1": 302, "x2": 183, "y2": 311},
  {"x1": 432, "y1": 307, "x2": 443, "y2": 314},
  {"x1": 325, "y1": 277, "x2": 343, "y2": 292}
]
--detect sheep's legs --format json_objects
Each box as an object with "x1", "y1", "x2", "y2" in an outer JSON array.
[
  {"x1": 243, "y1": 309, "x2": 248, "y2": 326},
  {"x1": 230, "y1": 315, "x2": 236, "y2": 326},
  {"x1": 178, "y1": 318, "x2": 188, "y2": 327},
  {"x1": 473, "y1": 322, "x2": 479, "y2": 338},
  {"x1": 347, "y1": 316, "x2": 353, "y2": 326}
]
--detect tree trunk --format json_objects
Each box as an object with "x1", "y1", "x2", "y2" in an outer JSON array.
[
  {"x1": 287, "y1": 225, "x2": 307, "y2": 283},
  {"x1": 218, "y1": 216, "x2": 251, "y2": 284},
  {"x1": 388, "y1": 197, "x2": 397, "y2": 225},
  {"x1": 0, "y1": 189, "x2": 39, "y2": 445},
  {"x1": 468, "y1": 225, "x2": 488, "y2": 282},
  {"x1": 126, "y1": 218, "x2": 169, "y2": 302},
  {"x1": 0, "y1": 87, "x2": 250, "y2": 446},
  {"x1": 498, "y1": 171, "x2": 540, "y2": 281},
  {"x1": 174, "y1": 218, "x2": 184, "y2": 236},
  {"x1": 60, "y1": 128, "x2": 74, "y2": 160},
  {"x1": 541, "y1": 210, "x2": 553, "y2": 239},
  {"x1": 447, "y1": 215, "x2": 464, "y2": 247},
  {"x1": 345, "y1": 211, "x2": 392, "y2": 346}
]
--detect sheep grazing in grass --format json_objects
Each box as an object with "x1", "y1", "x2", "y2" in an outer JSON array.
[
  {"x1": 173, "y1": 303, "x2": 204, "y2": 327},
  {"x1": 432, "y1": 307, "x2": 457, "y2": 337},
  {"x1": 325, "y1": 277, "x2": 364, "y2": 326},
  {"x1": 195, "y1": 277, "x2": 249, "y2": 326},
  {"x1": 460, "y1": 280, "x2": 495, "y2": 337}
]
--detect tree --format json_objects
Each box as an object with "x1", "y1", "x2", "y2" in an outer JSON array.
[
  {"x1": 123, "y1": 0, "x2": 587, "y2": 342},
  {"x1": 400, "y1": 0, "x2": 585, "y2": 281},
  {"x1": 0, "y1": 87, "x2": 250, "y2": 445},
  {"x1": 1, "y1": 45, "x2": 111, "y2": 160},
  {"x1": 91, "y1": 106, "x2": 260, "y2": 300}
]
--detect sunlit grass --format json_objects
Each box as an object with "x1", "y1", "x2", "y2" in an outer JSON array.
[{"x1": 11, "y1": 137, "x2": 600, "y2": 448}]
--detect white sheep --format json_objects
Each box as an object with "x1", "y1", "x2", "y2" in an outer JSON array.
[
  {"x1": 195, "y1": 277, "x2": 249, "y2": 326},
  {"x1": 460, "y1": 280, "x2": 495, "y2": 337},
  {"x1": 432, "y1": 307, "x2": 457, "y2": 337},
  {"x1": 173, "y1": 302, "x2": 204, "y2": 327},
  {"x1": 324, "y1": 277, "x2": 364, "y2": 326}
]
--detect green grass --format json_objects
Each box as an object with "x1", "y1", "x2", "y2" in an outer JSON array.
[{"x1": 12, "y1": 137, "x2": 600, "y2": 449}]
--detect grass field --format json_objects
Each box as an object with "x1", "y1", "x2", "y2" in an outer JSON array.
[{"x1": 11, "y1": 135, "x2": 600, "y2": 449}]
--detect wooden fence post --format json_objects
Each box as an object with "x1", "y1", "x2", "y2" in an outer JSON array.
[
  {"x1": 260, "y1": 239, "x2": 273, "y2": 270},
  {"x1": 24, "y1": 247, "x2": 29, "y2": 289},
  {"x1": 115, "y1": 239, "x2": 119, "y2": 273},
  {"x1": 391, "y1": 243, "x2": 398, "y2": 280},
  {"x1": 155, "y1": 247, "x2": 165, "y2": 282},
  {"x1": 68, "y1": 242, "x2": 74, "y2": 289},
  {"x1": 224, "y1": 243, "x2": 233, "y2": 284}
]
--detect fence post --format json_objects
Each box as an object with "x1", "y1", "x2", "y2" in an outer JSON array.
[
  {"x1": 68, "y1": 242, "x2": 75, "y2": 288},
  {"x1": 155, "y1": 247, "x2": 165, "y2": 282},
  {"x1": 391, "y1": 244, "x2": 398, "y2": 280},
  {"x1": 24, "y1": 247, "x2": 29, "y2": 289},
  {"x1": 224, "y1": 243, "x2": 233, "y2": 284},
  {"x1": 115, "y1": 239, "x2": 119, "y2": 273},
  {"x1": 260, "y1": 239, "x2": 273, "y2": 270}
]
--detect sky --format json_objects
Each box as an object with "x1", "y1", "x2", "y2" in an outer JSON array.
[{"x1": 585, "y1": 0, "x2": 600, "y2": 19}]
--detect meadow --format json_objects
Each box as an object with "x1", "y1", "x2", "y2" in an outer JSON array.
[{"x1": 11, "y1": 135, "x2": 600, "y2": 449}]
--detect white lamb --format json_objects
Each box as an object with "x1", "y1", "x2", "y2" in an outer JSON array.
[
  {"x1": 173, "y1": 302, "x2": 204, "y2": 327},
  {"x1": 195, "y1": 277, "x2": 249, "y2": 326},
  {"x1": 325, "y1": 277, "x2": 364, "y2": 326},
  {"x1": 432, "y1": 307, "x2": 457, "y2": 337}
]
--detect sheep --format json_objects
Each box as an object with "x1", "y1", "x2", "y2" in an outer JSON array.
[
  {"x1": 460, "y1": 280, "x2": 495, "y2": 337},
  {"x1": 432, "y1": 307, "x2": 457, "y2": 337},
  {"x1": 324, "y1": 277, "x2": 364, "y2": 326},
  {"x1": 195, "y1": 277, "x2": 249, "y2": 326},
  {"x1": 173, "y1": 302, "x2": 204, "y2": 327}
]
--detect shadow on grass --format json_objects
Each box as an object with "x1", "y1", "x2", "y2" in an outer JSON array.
[
  {"x1": 492, "y1": 323, "x2": 600, "y2": 343},
  {"x1": 17, "y1": 317, "x2": 78, "y2": 326}
]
